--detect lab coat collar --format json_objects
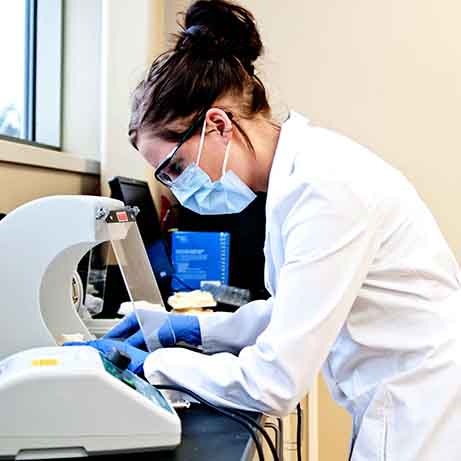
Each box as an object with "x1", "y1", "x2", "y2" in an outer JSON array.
[{"x1": 266, "y1": 110, "x2": 310, "y2": 212}]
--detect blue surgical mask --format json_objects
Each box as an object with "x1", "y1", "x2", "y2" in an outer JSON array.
[{"x1": 170, "y1": 118, "x2": 257, "y2": 215}]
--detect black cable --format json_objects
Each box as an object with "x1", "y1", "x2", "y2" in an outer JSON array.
[
  {"x1": 230, "y1": 408, "x2": 279, "y2": 461},
  {"x1": 156, "y1": 384, "x2": 276, "y2": 461},
  {"x1": 157, "y1": 384, "x2": 264, "y2": 461},
  {"x1": 297, "y1": 403, "x2": 302, "y2": 461},
  {"x1": 167, "y1": 384, "x2": 279, "y2": 461}
]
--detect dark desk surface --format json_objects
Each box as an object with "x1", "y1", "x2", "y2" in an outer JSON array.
[{"x1": 90, "y1": 405, "x2": 260, "y2": 461}]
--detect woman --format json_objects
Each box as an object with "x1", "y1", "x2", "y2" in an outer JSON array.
[{"x1": 76, "y1": 1, "x2": 461, "y2": 459}]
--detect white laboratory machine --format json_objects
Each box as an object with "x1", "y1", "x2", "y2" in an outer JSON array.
[{"x1": 0, "y1": 195, "x2": 181, "y2": 460}]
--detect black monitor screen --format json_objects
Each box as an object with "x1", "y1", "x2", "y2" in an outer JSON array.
[{"x1": 109, "y1": 177, "x2": 161, "y2": 245}]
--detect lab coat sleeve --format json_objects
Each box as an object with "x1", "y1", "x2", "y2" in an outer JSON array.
[
  {"x1": 198, "y1": 298, "x2": 274, "y2": 354},
  {"x1": 144, "y1": 183, "x2": 380, "y2": 417}
]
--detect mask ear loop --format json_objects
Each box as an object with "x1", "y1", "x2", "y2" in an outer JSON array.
[
  {"x1": 196, "y1": 118, "x2": 207, "y2": 167},
  {"x1": 222, "y1": 139, "x2": 232, "y2": 176}
]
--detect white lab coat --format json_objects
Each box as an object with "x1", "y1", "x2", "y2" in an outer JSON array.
[{"x1": 145, "y1": 112, "x2": 461, "y2": 460}]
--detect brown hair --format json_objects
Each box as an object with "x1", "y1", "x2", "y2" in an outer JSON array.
[{"x1": 129, "y1": 0, "x2": 270, "y2": 151}]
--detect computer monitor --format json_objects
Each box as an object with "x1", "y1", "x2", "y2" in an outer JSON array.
[
  {"x1": 108, "y1": 176, "x2": 161, "y2": 244},
  {"x1": 108, "y1": 176, "x2": 174, "y2": 307}
]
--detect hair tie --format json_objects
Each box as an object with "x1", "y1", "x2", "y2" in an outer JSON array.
[{"x1": 185, "y1": 25, "x2": 204, "y2": 38}]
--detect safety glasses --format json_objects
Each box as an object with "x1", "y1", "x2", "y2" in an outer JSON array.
[{"x1": 154, "y1": 112, "x2": 206, "y2": 187}]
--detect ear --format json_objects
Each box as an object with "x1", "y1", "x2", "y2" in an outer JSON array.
[{"x1": 205, "y1": 108, "x2": 233, "y2": 144}]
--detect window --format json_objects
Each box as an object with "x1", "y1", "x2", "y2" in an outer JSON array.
[
  {"x1": 0, "y1": 1, "x2": 26, "y2": 140},
  {"x1": 0, "y1": 0, "x2": 63, "y2": 148}
]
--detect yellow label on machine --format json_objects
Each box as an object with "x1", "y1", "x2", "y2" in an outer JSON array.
[{"x1": 31, "y1": 359, "x2": 59, "y2": 367}]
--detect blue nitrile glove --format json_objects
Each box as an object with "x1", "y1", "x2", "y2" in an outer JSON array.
[
  {"x1": 64, "y1": 339, "x2": 148, "y2": 375},
  {"x1": 158, "y1": 314, "x2": 202, "y2": 347},
  {"x1": 104, "y1": 309, "x2": 169, "y2": 349},
  {"x1": 103, "y1": 311, "x2": 201, "y2": 350}
]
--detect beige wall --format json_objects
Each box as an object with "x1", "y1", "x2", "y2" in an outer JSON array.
[
  {"x1": 100, "y1": 0, "x2": 166, "y2": 196},
  {"x1": 61, "y1": 0, "x2": 102, "y2": 160},
  {"x1": 0, "y1": 161, "x2": 99, "y2": 214}
]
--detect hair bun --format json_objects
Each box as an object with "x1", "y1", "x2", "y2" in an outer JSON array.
[
  {"x1": 177, "y1": 25, "x2": 226, "y2": 60},
  {"x1": 176, "y1": 0, "x2": 262, "y2": 74}
]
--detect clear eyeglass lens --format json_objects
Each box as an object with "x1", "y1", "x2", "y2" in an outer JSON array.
[
  {"x1": 158, "y1": 145, "x2": 189, "y2": 185},
  {"x1": 157, "y1": 170, "x2": 173, "y2": 186}
]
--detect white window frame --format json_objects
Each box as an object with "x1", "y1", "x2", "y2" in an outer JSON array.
[
  {"x1": 0, "y1": 0, "x2": 100, "y2": 175},
  {"x1": 0, "y1": 0, "x2": 63, "y2": 149}
]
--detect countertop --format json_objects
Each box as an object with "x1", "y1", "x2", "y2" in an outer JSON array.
[{"x1": 88, "y1": 404, "x2": 262, "y2": 461}]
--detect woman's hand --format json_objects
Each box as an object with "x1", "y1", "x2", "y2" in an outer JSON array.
[
  {"x1": 104, "y1": 309, "x2": 169, "y2": 349},
  {"x1": 103, "y1": 310, "x2": 202, "y2": 351}
]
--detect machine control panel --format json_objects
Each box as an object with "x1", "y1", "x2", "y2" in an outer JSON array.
[{"x1": 100, "y1": 353, "x2": 174, "y2": 414}]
